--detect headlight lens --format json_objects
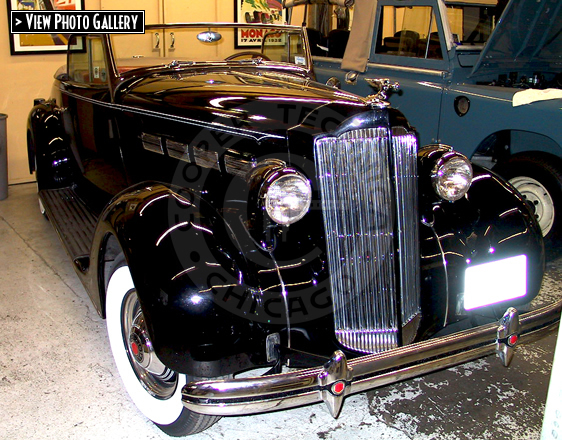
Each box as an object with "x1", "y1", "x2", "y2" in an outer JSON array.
[
  {"x1": 432, "y1": 153, "x2": 473, "y2": 201},
  {"x1": 265, "y1": 173, "x2": 312, "y2": 225}
]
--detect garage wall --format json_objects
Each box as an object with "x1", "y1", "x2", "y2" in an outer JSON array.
[
  {"x1": 0, "y1": 0, "x2": 105, "y2": 185},
  {"x1": 0, "y1": 0, "x2": 303, "y2": 185},
  {"x1": 0, "y1": 5, "x2": 64, "y2": 184}
]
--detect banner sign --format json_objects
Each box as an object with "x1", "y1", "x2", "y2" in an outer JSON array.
[{"x1": 10, "y1": 11, "x2": 145, "y2": 34}]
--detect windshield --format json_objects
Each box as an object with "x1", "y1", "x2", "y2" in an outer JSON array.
[
  {"x1": 481, "y1": 0, "x2": 562, "y2": 62},
  {"x1": 446, "y1": 1, "x2": 498, "y2": 45},
  {"x1": 110, "y1": 25, "x2": 308, "y2": 73}
]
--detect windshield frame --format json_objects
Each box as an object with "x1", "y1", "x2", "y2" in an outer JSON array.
[{"x1": 106, "y1": 23, "x2": 313, "y2": 79}]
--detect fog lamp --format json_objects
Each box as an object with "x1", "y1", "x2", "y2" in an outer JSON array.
[
  {"x1": 265, "y1": 172, "x2": 311, "y2": 225},
  {"x1": 432, "y1": 153, "x2": 473, "y2": 201}
]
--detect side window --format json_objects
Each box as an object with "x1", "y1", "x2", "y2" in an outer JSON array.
[
  {"x1": 375, "y1": 6, "x2": 443, "y2": 60},
  {"x1": 263, "y1": 31, "x2": 307, "y2": 67},
  {"x1": 446, "y1": 4, "x2": 497, "y2": 45},
  {"x1": 68, "y1": 35, "x2": 108, "y2": 85},
  {"x1": 306, "y1": 4, "x2": 354, "y2": 58}
]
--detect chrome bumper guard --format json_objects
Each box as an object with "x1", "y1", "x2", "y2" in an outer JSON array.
[{"x1": 182, "y1": 302, "x2": 561, "y2": 417}]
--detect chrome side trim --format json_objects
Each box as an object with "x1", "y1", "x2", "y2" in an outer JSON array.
[
  {"x1": 166, "y1": 139, "x2": 190, "y2": 162},
  {"x1": 366, "y1": 62, "x2": 447, "y2": 77},
  {"x1": 60, "y1": 89, "x2": 285, "y2": 143},
  {"x1": 141, "y1": 133, "x2": 164, "y2": 155},
  {"x1": 312, "y1": 56, "x2": 447, "y2": 77},
  {"x1": 193, "y1": 145, "x2": 219, "y2": 170},
  {"x1": 182, "y1": 302, "x2": 562, "y2": 416},
  {"x1": 224, "y1": 155, "x2": 256, "y2": 178}
]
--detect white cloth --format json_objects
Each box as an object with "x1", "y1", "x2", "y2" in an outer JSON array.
[{"x1": 513, "y1": 88, "x2": 562, "y2": 107}]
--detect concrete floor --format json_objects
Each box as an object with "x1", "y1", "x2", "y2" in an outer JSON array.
[{"x1": 0, "y1": 182, "x2": 560, "y2": 440}]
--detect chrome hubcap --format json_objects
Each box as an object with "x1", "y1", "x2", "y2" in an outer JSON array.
[
  {"x1": 122, "y1": 289, "x2": 177, "y2": 399},
  {"x1": 510, "y1": 176, "x2": 555, "y2": 236}
]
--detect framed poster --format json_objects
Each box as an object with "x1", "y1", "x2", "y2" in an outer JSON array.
[
  {"x1": 8, "y1": 0, "x2": 83, "y2": 55},
  {"x1": 234, "y1": 0, "x2": 286, "y2": 47}
]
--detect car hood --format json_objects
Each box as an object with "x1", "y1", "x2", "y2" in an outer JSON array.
[
  {"x1": 118, "y1": 68, "x2": 369, "y2": 136},
  {"x1": 470, "y1": 0, "x2": 562, "y2": 77}
]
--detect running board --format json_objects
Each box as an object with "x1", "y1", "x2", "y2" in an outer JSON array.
[{"x1": 39, "y1": 187, "x2": 98, "y2": 271}]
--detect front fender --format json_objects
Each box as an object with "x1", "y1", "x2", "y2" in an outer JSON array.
[
  {"x1": 98, "y1": 183, "x2": 271, "y2": 376},
  {"x1": 439, "y1": 85, "x2": 562, "y2": 159},
  {"x1": 417, "y1": 162, "x2": 545, "y2": 336}
]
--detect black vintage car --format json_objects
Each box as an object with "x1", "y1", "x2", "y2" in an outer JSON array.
[{"x1": 27, "y1": 23, "x2": 559, "y2": 437}]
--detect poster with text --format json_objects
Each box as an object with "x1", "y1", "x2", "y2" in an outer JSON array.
[{"x1": 235, "y1": 0, "x2": 286, "y2": 47}]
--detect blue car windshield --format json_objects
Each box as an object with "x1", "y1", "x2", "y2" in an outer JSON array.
[{"x1": 472, "y1": 0, "x2": 562, "y2": 74}]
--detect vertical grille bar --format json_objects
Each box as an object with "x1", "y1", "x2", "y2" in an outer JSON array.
[
  {"x1": 392, "y1": 131, "x2": 421, "y2": 342},
  {"x1": 315, "y1": 127, "x2": 399, "y2": 353}
]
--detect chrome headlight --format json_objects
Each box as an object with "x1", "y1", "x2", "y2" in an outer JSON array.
[
  {"x1": 431, "y1": 152, "x2": 473, "y2": 201},
  {"x1": 264, "y1": 171, "x2": 312, "y2": 225}
]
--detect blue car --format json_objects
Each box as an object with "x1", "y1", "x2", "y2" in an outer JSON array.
[{"x1": 310, "y1": 0, "x2": 562, "y2": 248}]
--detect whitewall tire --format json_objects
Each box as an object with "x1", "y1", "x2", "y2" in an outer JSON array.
[{"x1": 106, "y1": 261, "x2": 220, "y2": 436}]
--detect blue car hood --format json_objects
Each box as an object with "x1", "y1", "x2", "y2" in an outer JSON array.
[{"x1": 470, "y1": 0, "x2": 562, "y2": 77}]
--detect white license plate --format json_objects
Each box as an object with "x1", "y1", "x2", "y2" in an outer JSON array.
[{"x1": 463, "y1": 255, "x2": 527, "y2": 310}]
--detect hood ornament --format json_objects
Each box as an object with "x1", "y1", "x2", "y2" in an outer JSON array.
[{"x1": 364, "y1": 78, "x2": 400, "y2": 108}]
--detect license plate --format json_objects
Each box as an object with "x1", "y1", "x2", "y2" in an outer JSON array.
[{"x1": 463, "y1": 255, "x2": 527, "y2": 310}]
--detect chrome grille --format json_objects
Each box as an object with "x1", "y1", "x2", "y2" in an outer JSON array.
[
  {"x1": 314, "y1": 127, "x2": 420, "y2": 353},
  {"x1": 392, "y1": 129, "x2": 421, "y2": 341}
]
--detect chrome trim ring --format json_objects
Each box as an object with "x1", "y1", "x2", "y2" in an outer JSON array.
[{"x1": 122, "y1": 289, "x2": 178, "y2": 399}]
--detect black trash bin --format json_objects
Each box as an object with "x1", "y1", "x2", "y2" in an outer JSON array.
[{"x1": 0, "y1": 114, "x2": 7, "y2": 201}]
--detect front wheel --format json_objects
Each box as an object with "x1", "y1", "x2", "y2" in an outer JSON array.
[
  {"x1": 509, "y1": 175, "x2": 555, "y2": 235},
  {"x1": 106, "y1": 260, "x2": 220, "y2": 436},
  {"x1": 495, "y1": 154, "x2": 562, "y2": 248}
]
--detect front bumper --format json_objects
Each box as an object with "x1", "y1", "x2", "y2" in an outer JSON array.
[{"x1": 182, "y1": 301, "x2": 561, "y2": 417}]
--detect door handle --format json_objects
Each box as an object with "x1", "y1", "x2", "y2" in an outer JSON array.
[{"x1": 345, "y1": 71, "x2": 358, "y2": 85}]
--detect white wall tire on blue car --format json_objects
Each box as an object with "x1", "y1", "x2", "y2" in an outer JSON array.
[{"x1": 106, "y1": 260, "x2": 220, "y2": 436}]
